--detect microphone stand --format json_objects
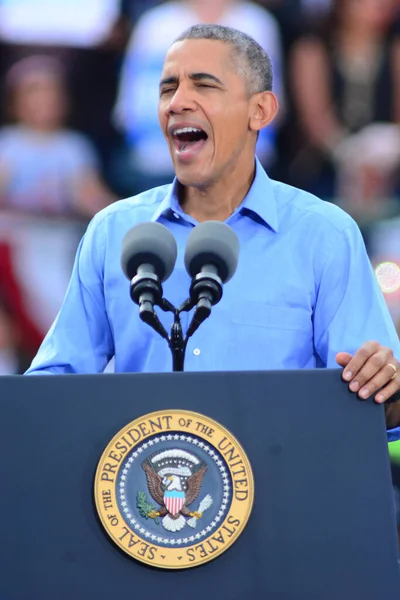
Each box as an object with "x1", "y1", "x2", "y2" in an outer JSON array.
[
  {"x1": 146, "y1": 296, "x2": 211, "y2": 372},
  {"x1": 169, "y1": 313, "x2": 187, "y2": 372},
  {"x1": 133, "y1": 269, "x2": 223, "y2": 372},
  {"x1": 129, "y1": 271, "x2": 188, "y2": 371},
  {"x1": 158, "y1": 299, "x2": 191, "y2": 372}
]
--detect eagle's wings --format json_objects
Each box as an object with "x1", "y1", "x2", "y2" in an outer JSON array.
[
  {"x1": 185, "y1": 466, "x2": 207, "y2": 506},
  {"x1": 142, "y1": 462, "x2": 164, "y2": 505}
]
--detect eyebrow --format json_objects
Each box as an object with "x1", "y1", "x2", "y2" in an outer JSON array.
[{"x1": 159, "y1": 72, "x2": 225, "y2": 88}]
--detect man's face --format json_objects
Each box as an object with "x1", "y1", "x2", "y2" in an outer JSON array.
[{"x1": 158, "y1": 39, "x2": 256, "y2": 188}]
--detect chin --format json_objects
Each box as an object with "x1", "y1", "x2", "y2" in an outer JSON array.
[{"x1": 174, "y1": 164, "x2": 212, "y2": 189}]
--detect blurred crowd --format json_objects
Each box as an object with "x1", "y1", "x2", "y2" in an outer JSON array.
[{"x1": 0, "y1": 0, "x2": 400, "y2": 373}]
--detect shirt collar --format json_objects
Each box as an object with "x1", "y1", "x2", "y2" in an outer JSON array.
[
  {"x1": 151, "y1": 179, "x2": 183, "y2": 223},
  {"x1": 239, "y1": 157, "x2": 278, "y2": 232},
  {"x1": 151, "y1": 157, "x2": 278, "y2": 232}
]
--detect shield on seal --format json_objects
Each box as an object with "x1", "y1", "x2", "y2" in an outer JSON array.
[{"x1": 164, "y1": 490, "x2": 185, "y2": 516}]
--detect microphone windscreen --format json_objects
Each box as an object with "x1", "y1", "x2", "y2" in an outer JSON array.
[
  {"x1": 121, "y1": 222, "x2": 177, "y2": 282},
  {"x1": 184, "y1": 221, "x2": 239, "y2": 283}
]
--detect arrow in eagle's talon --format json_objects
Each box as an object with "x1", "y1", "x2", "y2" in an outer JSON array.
[
  {"x1": 189, "y1": 511, "x2": 203, "y2": 519},
  {"x1": 187, "y1": 494, "x2": 213, "y2": 528}
]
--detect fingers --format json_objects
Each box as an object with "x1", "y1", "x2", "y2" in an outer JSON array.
[
  {"x1": 355, "y1": 362, "x2": 398, "y2": 401},
  {"x1": 342, "y1": 342, "x2": 389, "y2": 383},
  {"x1": 375, "y1": 378, "x2": 399, "y2": 404},
  {"x1": 341, "y1": 341, "x2": 395, "y2": 399},
  {"x1": 336, "y1": 352, "x2": 352, "y2": 368}
]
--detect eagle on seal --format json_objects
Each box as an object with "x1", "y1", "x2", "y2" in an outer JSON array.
[{"x1": 142, "y1": 460, "x2": 208, "y2": 532}]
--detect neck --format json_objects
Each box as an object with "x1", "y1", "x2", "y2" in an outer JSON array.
[
  {"x1": 338, "y1": 24, "x2": 382, "y2": 47},
  {"x1": 179, "y1": 159, "x2": 256, "y2": 222},
  {"x1": 20, "y1": 120, "x2": 59, "y2": 134}
]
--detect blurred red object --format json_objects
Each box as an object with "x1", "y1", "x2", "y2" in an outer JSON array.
[{"x1": 0, "y1": 242, "x2": 43, "y2": 355}]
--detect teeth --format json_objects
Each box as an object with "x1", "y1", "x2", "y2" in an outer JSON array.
[{"x1": 173, "y1": 126, "x2": 202, "y2": 136}]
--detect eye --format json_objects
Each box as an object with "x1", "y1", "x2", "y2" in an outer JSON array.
[
  {"x1": 196, "y1": 83, "x2": 215, "y2": 89},
  {"x1": 160, "y1": 88, "x2": 175, "y2": 96}
]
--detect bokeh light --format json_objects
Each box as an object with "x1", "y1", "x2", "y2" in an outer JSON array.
[{"x1": 375, "y1": 261, "x2": 400, "y2": 294}]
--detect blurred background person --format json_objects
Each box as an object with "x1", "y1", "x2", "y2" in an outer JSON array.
[
  {"x1": 0, "y1": 55, "x2": 115, "y2": 347},
  {"x1": 112, "y1": 0, "x2": 284, "y2": 196},
  {"x1": 0, "y1": 55, "x2": 114, "y2": 216},
  {"x1": 258, "y1": 0, "x2": 332, "y2": 50},
  {"x1": 287, "y1": 0, "x2": 400, "y2": 219},
  {"x1": 0, "y1": 0, "x2": 128, "y2": 180}
]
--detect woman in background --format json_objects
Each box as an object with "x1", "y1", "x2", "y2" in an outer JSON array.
[
  {"x1": 0, "y1": 55, "x2": 115, "y2": 217},
  {"x1": 0, "y1": 56, "x2": 115, "y2": 344}
]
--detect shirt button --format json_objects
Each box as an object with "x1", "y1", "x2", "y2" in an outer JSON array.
[
  {"x1": 173, "y1": 212, "x2": 180, "y2": 219},
  {"x1": 193, "y1": 348, "x2": 201, "y2": 356}
]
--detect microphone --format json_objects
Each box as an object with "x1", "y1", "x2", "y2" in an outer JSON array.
[
  {"x1": 121, "y1": 222, "x2": 177, "y2": 335},
  {"x1": 184, "y1": 221, "x2": 239, "y2": 336}
]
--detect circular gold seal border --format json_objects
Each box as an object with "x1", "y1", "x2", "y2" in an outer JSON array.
[{"x1": 94, "y1": 409, "x2": 254, "y2": 569}]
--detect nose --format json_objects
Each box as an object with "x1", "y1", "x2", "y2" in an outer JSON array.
[{"x1": 166, "y1": 84, "x2": 196, "y2": 115}]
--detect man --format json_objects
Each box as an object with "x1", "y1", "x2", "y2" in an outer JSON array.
[
  {"x1": 113, "y1": 0, "x2": 283, "y2": 194},
  {"x1": 26, "y1": 25, "x2": 400, "y2": 438}
]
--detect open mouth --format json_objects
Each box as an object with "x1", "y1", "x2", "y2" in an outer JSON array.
[{"x1": 171, "y1": 126, "x2": 208, "y2": 158}]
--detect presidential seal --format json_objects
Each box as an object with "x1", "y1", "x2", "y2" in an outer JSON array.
[{"x1": 94, "y1": 410, "x2": 254, "y2": 569}]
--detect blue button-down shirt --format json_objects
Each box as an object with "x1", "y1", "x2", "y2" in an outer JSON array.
[{"x1": 27, "y1": 161, "x2": 400, "y2": 438}]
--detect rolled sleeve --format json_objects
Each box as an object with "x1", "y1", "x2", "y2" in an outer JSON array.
[{"x1": 313, "y1": 220, "x2": 400, "y2": 366}]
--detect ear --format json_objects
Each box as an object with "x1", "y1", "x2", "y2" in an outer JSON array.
[{"x1": 249, "y1": 91, "x2": 279, "y2": 132}]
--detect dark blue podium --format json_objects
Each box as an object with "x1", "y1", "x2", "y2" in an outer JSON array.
[{"x1": 0, "y1": 369, "x2": 399, "y2": 599}]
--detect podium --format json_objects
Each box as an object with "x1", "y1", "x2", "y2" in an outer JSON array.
[{"x1": 1, "y1": 369, "x2": 399, "y2": 599}]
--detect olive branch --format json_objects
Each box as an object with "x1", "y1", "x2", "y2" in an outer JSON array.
[{"x1": 136, "y1": 490, "x2": 159, "y2": 525}]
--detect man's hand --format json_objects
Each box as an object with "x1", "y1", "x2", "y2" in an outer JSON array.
[{"x1": 336, "y1": 341, "x2": 399, "y2": 404}]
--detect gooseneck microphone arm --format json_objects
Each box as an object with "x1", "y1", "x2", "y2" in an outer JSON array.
[
  {"x1": 130, "y1": 268, "x2": 189, "y2": 371},
  {"x1": 186, "y1": 264, "x2": 223, "y2": 337},
  {"x1": 130, "y1": 264, "x2": 169, "y2": 339}
]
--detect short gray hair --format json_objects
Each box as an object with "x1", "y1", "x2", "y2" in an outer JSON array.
[{"x1": 173, "y1": 24, "x2": 273, "y2": 95}]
